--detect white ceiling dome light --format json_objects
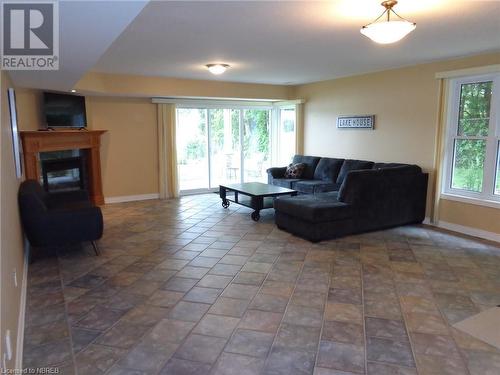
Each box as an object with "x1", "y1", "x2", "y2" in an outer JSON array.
[
  {"x1": 361, "y1": 0, "x2": 416, "y2": 44},
  {"x1": 206, "y1": 63, "x2": 230, "y2": 75}
]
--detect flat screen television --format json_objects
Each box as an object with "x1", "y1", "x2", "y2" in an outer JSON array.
[{"x1": 43, "y1": 92, "x2": 87, "y2": 128}]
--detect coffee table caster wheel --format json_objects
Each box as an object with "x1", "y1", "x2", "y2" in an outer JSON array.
[
  {"x1": 251, "y1": 211, "x2": 260, "y2": 221},
  {"x1": 222, "y1": 200, "x2": 230, "y2": 209}
]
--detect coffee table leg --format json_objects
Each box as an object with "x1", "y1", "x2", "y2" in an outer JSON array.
[
  {"x1": 220, "y1": 186, "x2": 230, "y2": 208},
  {"x1": 250, "y1": 196, "x2": 263, "y2": 221},
  {"x1": 251, "y1": 210, "x2": 260, "y2": 221}
]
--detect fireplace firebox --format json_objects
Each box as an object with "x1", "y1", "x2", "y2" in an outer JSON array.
[{"x1": 40, "y1": 150, "x2": 87, "y2": 192}]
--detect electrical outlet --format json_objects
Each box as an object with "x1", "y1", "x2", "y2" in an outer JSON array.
[
  {"x1": 13, "y1": 269, "x2": 18, "y2": 288},
  {"x1": 5, "y1": 330, "x2": 12, "y2": 361}
]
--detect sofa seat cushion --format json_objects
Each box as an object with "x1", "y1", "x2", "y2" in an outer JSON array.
[
  {"x1": 294, "y1": 180, "x2": 341, "y2": 194},
  {"x1": 336, "y1": 159, "x2": 375, "y2": 184},
  {"x1": 274, "y1": 193, "x2": 355, "y2": 223},
  {"x1": 272, "y1": 178, "x2": 303, "y2": 189}
]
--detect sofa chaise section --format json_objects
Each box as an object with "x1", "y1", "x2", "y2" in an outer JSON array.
[{"x1": 274, "y1": 165, "x2": 428, "y2": 242}]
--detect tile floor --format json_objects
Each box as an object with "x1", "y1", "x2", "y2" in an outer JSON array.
[{"x1": 23, "y1": 194, "x2": 500, "y2": 375}]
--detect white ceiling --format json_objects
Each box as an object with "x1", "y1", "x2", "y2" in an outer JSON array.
[
  {"x1": 8, "y1": 0, "x2": 149, "y2": 90},
  {"x1": 92, "y1": 0, "x2": 500, "y2": 85},
  {"x1": 7, "y1": 1, "x2": 500, "y2": 90}
]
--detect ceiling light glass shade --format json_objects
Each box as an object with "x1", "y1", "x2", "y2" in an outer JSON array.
[
  {"x1": 206, "y1": 64, "x2": 229, "y2": 75},
  {"x1": 360, "y1": 0, "x2": 416, "y2": 44},
  {"x1": 360, "y1": 20, "x2": 416, "y2": 44}
]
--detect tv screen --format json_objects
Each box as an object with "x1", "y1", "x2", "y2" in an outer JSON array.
[{"x1": 44, "y1": 92, "x2": 87, "y2": 128}]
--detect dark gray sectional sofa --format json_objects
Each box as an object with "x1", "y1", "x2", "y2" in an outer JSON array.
[{"x1": 267, "y1": 155, "x2": 428, "y2": 242}]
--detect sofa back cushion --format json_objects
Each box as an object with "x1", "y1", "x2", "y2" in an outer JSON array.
[
  {"x1": 292, "y1": 155, "x2": 321, "y2": 180},
  {"x1": 313, "y1": 158, "x2": 344, "y2": 181},
  {"x1": 336, "y1": 159, "x2": 374, "y2": 184},
  {"x1": 18, "y1": 180, "x2": 48, "y2": 221}
]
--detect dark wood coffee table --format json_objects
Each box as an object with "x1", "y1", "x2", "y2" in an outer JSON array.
[{"x1": 219, "y1": 182, "x2": 297, "y2": 221}]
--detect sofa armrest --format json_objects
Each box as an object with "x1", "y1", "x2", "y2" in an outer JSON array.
[
  {"x1": 30, "y1": 206, "x2": 104, "y2": 246},
  {"x1": 266, "y1": 167, "x2": 287, "y2": 178},
  {"x1": 46, "y1": 190, "x2": 90, "y2": 208}
]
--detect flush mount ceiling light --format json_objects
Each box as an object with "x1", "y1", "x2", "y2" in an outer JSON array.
[
  {"x1": 206, "y1": 63, "x2": 230, "y2": 75},
  {"x1": 360, "y1": 0, "x2": 416, "y2": 44}
]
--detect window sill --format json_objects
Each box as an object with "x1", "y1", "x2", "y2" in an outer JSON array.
[{"x1": 440, "y1": 193, "x2": 500, "y2": 209}]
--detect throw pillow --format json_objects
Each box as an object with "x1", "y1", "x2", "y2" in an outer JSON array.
[{"x1": 284, "y1": 163, "x2": 306, "y2": 178}]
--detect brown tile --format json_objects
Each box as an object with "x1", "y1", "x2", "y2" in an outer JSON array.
[
  {"x1": 209, "y1": 263, "x2": 242, "y2": 276},
  {"x1": 365, "y1": 317, "x2": 408, "y2": 341},
  {"x1": 219, "y1": 254, "x2": 249, "y2": 265},
  {"x1": 239, "y1": 310, "x2": 283, "y2": 332},
  {"x1": 212, "y1": 352, "x2": 265, "y2": 375},
  {"x1": 193, "y1": 314, "x2": 239, "y2": 338},
  {"x1": 405, "y1": 312, "x2": 449, "y2": 335},
  {"x1": 317, "y1": 340, "x2": 365, "y2": 374},
  {"x1": 291, "y1": 290, "x2": 327, "y2": 309},
  {"x1": 125, "y1": 279, "x2": 161, "y2": 296},
  {"x1": 325, "y1": 303, "x2": 363, "y2": 324},
  {"x1": 366, "y1": 362, "x2": 417, "y2": 375},
  {"x1": 188, "y1": 256, "x2": 219, "y2": 268},
  {"x1": 225, "y1": 329, "x2": 274, "y2": 358},
  {"x1": 410, "y1": 332, "x2": 459, "y2": 356},
  {"x1": 158, "y1": 259, "x2": 190, "y2": 271},
  {"x1": 415, "y1": 353, "x2": 468, "y2": 375},
  {"x1": 275, "y1": 323, "x2": 321, "y2": 352},
  {"x1": 183, "y1": 286, "x2": 222, "y2": 304},
  {"x1": 23, "y1": 338, "x2": 73, "y2": 368},
  {"x1": 250, "y1": 293, "x2": 289, "y2": 313},
  {"x1": 71, "y1": 328, "x2": 100, "y2": 353},
  {"x1": 75, "y1": 306, "x2": 124, "y2": 331},
  {"x1": 461, "y1": 349, "x2": 500, "y2": 375},
  {"x1": 222, "y1": 284, "x2": 259, "y2": 300},
  {"x1": 241, "y1": 262, "x2": 273, "y2": 274},
  {"x1": 95, "y1": 321, "x2": 150, "y2": 349},
  {"x1": 209, "y1": 297, "x2": 250, "y2": 318},
  {"x1": 159, "y1": 358, "x2": 211, "y2": 375},
  {"x1": 24, "y1": 319, "x2": 69, "y2": 347},
  {"x1": 233, "y1": 272, "x2": 267, "y2": 286},
  {"x1": 261, "y1": 281, "x2": 295, "y2": 297},
  {"x1": 197, "y1": 274, "x2": 233, "y2": 289},
  {"x1": 121, "y1": 304, "x2": 169, "y2": 326},
  {"x1": 328, "y1": 288, "x2": 361, "y2": 305},
  {"x1": 162, "y1": 277, "x2": 198, "y2": 292},
  {"x1": 148, "y1": 319, "x2": 195, "y2": 344},
  {"x1": 283, "y1": 305, "x2": 323, "y2": 328},
  {"x1": 264, "y1": 346, "x2": 316, "y2": 375},
  {"x1": 75, "y1": 344, "x2": 127, "y2": 375},
  {"x1": 118, "y1": 340, "x2": 178, "y2": 373},
  {"x1": 168, "y1": 301, "x2": 210, "y2": 322},
  {"x1": 367, "y1": 336, "x2": 415, "y2": 368},
  {"x1": 174, "y1": 334, "x2": 227, "y2": 364},
  {"x1": 176, "y1": 266, "x2": 210, "y2": 279},
  {"x1": 148, "y1": 290, "x2": 184, "y2": 307},
  {"x1": 322, "y1": 321, "x2": 364, "y2": 345}
]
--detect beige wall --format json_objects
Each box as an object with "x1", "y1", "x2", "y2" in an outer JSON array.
[
  {"x1": 294, "y1": 51, "x2": 500, "y2": 234},
  {"x1": 86, "y1": 96, "x2": 158, "y2": 198},
  {"x1": 76, "y1": 72, "x2": 293, "y2": 100},
  {"x1": 0, "y1": 71, "x2": 27, "y2": 369}
]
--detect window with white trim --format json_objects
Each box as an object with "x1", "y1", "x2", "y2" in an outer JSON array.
[{"x1": 443, "y1": 73, "x2": 500, "y2": 203}]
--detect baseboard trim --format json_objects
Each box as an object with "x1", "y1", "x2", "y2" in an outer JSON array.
[
  {"x1": 423, "y1": 217, "x2": 500, "y2": 243},
  {"x1": 104, "y1": 193, "x2": 160, "y2": 204},
  {"x1": 15, "y1": 239, "x2": 30, "y2": 369},
  {"x1": 435, "y1": 220, "x2": 500, "y2": 244}
]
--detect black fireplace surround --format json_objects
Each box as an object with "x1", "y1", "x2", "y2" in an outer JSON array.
[{"x1": 267, "y1": 155, "x2": 428, "y2": 242}]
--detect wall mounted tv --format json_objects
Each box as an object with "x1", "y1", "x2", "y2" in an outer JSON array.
[{"x1": 43, "y1": 92, "x2": 87, "y2": 128}]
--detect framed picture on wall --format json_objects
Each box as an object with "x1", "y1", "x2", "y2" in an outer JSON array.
[{"x1": 8, "y1": 88, "x2": 23, "y2": 178}]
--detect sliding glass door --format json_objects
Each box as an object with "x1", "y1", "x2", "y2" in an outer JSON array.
[
  {"x1": 176, "y1": 108, "x2": 209, "y2": 191},
  {"x1": 176, "y1": 103, "x2": 296, "y2": 194}
]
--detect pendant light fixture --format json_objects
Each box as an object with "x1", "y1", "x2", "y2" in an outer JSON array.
[
  {"x1": 360, "y1": 0, "x2": 416, "y2": 44},
  {"x1": 206, "y1": 64, "x2": 230, "y2": 75}
]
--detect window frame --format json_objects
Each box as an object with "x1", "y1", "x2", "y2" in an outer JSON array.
[{"x1": 442, "y1": 73, "x2": 500, "y2": 205}]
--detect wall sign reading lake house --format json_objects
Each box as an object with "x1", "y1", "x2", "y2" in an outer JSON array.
[{"x1": 337, "y1": 115, "x2": 375, "y2": 129}]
